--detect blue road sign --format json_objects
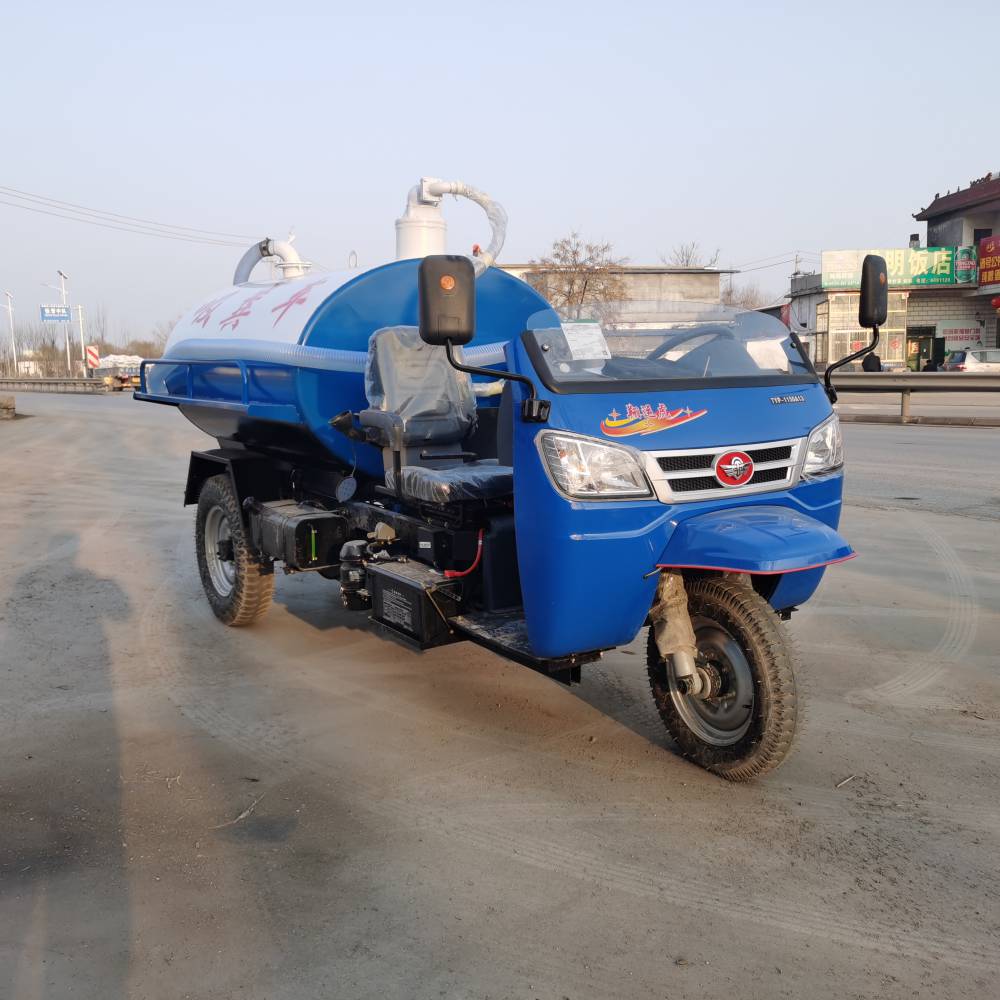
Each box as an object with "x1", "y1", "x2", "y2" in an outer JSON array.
[{"x1": 40, "y1": 305, "x2": 72, "y2": 322}]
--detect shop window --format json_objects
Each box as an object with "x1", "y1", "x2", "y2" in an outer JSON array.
[
  {"x1": 826, "y1": 292, "x2": 907, "y2": 366},
  {"x1": 814, "y1": 301, "x2": 829, "y2": 365}
]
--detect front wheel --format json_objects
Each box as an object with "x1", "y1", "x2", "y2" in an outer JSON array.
[{"x1": 646, "y1": 576, "x2": 799, "y2": 781}]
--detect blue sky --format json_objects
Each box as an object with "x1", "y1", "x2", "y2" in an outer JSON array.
[{"x1": 1, "y1": 0, "x2": 995, "y2": 336}]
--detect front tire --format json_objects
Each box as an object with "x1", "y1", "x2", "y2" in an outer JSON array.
[
  {"x1": 195, "y1": 474, "x2": 274, "y2": 626},
  {"x1": 646, "y1": 576, "x2": 799, "y2": 781}
]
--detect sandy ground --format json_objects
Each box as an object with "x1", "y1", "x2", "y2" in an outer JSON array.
[{"x1": 1, "y1": 393, "x2": 998, "y2": 1000}]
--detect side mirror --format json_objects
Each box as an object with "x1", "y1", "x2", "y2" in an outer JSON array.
[
  {"x1": 824, "y1": 253, "x2": 887, "y2": 403},
  {"x1": 417, "y1": 253, "x2": 551, "y2": 423},
  {"x1": 858, "y1": 254, "x2": 888, "y2": 329},
  {"x1": 418, "y1": 255, "x2": 475, "y2": 346}
]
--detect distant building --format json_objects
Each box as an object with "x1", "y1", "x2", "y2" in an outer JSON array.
[
  {"x1": 500, "y1": 264, "x2": 733, "y2": 320},
  {"x1": 756, "y1": 295, "x2": 791, "y2": 326},
  {"x1": 907, "y1": 172, "x2": 1000, "y2": 366},
  {"x1": 786, "y1": 172, "x2": 999, "y2": 371},
  {"x1": 15, "y1": 351, "x2": 41, "y2": 377},
  {"x1": 915, "y1": 173, "x2": 1000, "y2": 247}
]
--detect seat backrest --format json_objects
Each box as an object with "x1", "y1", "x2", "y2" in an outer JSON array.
[{"x1": 364, "y1": 326, "x2": 476, "y2": 446}]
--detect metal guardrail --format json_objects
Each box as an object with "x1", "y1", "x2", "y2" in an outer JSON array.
[
  {"x1": 832, "y1": 371, "x2": 1000, "y2": 421},
  {"x1": 832, "y1": 371, "x2": 1000, "y2": 391},
  {"x1": 0, "y1": 377, "x2": 108, "y2": 394}
]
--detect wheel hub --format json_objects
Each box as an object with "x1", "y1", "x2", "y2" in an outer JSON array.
[
  {"x1": 695, "y1": 662, "x2": 724, "y2": 699},
  {"x1": 204, "y1": 505, "x2": 237, "y2": 597},
  {"x1": 669, "y1": 623, "x2": 755, "y2": 747}
]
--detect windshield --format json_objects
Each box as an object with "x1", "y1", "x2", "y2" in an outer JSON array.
[{"x1": 524, "y1": 301, "x2": 814, "y2": 390}]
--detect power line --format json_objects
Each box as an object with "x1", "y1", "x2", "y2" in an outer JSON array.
[
  {"x1": 0, "y1": 184, "x2": 255, "y2": 241},
  {"x1": 0, "y1": 197, "x2": 250, "y2": 248},
  {"x1": 737, "y1": 259, "x2": 800, "y2": 273},
  {"x1": 734, "y1": 249, "x2": 821, "y2": 269}
]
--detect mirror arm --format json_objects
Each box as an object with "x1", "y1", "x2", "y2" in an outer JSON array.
[
  {"x1": 444, "y1": 341, "x2": 536, "y2": 397},
  {"x1": 823, "y1": 325, "x2": 880, "y2": 404},
  {"x1": 444, "y1": 341, "x2": 550, "y2": 423}
]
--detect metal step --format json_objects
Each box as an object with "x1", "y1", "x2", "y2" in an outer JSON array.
[{"x1": 450, "y1": 609, "x2": 601, "y2": 682}]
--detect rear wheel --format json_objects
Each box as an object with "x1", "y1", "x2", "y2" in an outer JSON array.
[
  {"x1": 195, "y1": 474, "x2": 274, "y2": 626},
  {"x1": 646, "y1": 576, "x2": 799, "y2": 781}
]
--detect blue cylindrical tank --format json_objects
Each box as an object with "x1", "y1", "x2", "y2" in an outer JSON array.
[{"x1": 152, "y1": 259, "x2": 555, "y2": 474}]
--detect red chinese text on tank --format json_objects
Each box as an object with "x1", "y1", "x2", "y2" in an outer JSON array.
[
  {"x1": 271, "y1": 280, "x2": 326, "y2": 326},
  {"x1": 192, "y1": 291, "x2": 237, "y2": 328},
  {"x1": 218, "y1": 288, "x2": 271, "y2": 332}
]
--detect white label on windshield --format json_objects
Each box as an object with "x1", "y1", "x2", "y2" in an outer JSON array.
[{"x1": 563, "y1": 322, "x2": 611, "y2": 361}]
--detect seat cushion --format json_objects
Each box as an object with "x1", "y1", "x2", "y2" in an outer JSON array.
[{"x1": 386, "y1": 460, "x2": 513, "y2": 504}]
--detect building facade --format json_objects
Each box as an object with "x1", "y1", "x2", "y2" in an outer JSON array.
[{"x1": 787, "y1": 173, "x2": 1000, "y2": 370}]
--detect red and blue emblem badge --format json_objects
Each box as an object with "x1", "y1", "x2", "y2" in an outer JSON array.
[
  {"x1": 600, "y1": 402, "x2": 707, "y2": 437},
  {"x1": 714, "y1": 450, "x2": 754, "y2": 487}
]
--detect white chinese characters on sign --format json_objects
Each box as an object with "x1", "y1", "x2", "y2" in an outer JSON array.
[{"x1": 936, "y1": 320, "x2": 984, "y2": 352}]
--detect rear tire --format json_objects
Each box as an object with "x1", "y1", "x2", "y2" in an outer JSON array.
[
  {"x1": 195, "y1": 474, "x2": 274, "y2": 626},
  {"x1": 646, "y1": 576, "x2": 799, "y2": 781}
]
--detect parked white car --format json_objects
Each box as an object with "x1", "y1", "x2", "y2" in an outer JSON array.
[{"x1": 941, "y1": 348, "x2": 1000, "y2": 372}]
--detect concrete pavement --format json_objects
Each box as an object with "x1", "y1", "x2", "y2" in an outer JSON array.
[{"x1": 1, "y1": 394, "x2": 997, "y2": 1000}]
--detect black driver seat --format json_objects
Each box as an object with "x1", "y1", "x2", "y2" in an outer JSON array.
[
  {"x1": 385, "y1": 462, "x2": 513, "y2": 504},
  {"x1": 359, "y1": 327, "x2": 513, "y2": 504}
]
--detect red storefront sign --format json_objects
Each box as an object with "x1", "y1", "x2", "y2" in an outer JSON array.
[{"x1": 979, "y1": 235, "x2": 1000, "y2": 287}]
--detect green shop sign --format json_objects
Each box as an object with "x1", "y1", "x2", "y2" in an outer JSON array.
[{"x1": 822, "y1": 248, "x2": 960, "y2": 289}]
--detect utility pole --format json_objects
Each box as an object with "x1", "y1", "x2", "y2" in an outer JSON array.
[
  {"x1": 3, "y1": 291, "x2": 15, "y2": 376},
  {"x1": 76, "y1": 304, "x2": 86, "y2": 375},
  {"x1": 58, "y1": 270, "x2": 71, "y2": 375}
]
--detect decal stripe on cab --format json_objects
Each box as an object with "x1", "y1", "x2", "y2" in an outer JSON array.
[{"x1": 600, "y1": 402, "x2": 708, "y2": 437}]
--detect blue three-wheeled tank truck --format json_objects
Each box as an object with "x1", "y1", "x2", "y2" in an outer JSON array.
[{"x1": 136, "y1": 178, "x2": 888, "y2": 780}]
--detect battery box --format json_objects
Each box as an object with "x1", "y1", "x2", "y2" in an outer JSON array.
[
  {"x1": 248, "y1": 499, "x2": 346, "y2": 570},
  {"x1": 415, "y1": 524, "x2": 479, "y2": 569},
  {"x1": 366, "y1": 558, "x2": 460, "y2": 649}
]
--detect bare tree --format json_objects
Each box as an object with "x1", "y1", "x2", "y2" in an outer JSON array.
[
  {"x1": 20, "y1": 324, "x2": 66, "y2": 376},
  {"x1": 122, "y1": 316, "x2": 177, "y2": 358},
  {"x1": 525, "y1": 233, "x2": 628, "y2": 319},
  {"x1": 150, "y1": 317, "x2": 176, "y2": 351},
  {"x1": 722, "y1": 280, "x2": 772, "y2": 310},
  {"x1": 663, "y1": 241, "x2": 721, "y2": 268},
  {"x1": 90, "y1": 302, "x2": 118, "y2": 355}
]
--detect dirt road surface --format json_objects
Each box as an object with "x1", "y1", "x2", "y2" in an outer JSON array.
[{"x1": 1, "y1": 394, "x2": 998, "y2": 1000}]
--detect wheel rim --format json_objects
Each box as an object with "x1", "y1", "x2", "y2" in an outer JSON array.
[
  {"x1": 668, "y1": 620, "x2": 755, "y2": 747},
  {"x1": 203, "y1": 505, "x2": 236, "y2": 597}
]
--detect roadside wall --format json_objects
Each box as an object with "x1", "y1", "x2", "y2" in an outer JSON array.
[
  {"x1": 905, "y1": 292, "x2": 999, "y2": 347},
  {"x1": 501, "y1": 265, "x2": 723, "y2": 305}
]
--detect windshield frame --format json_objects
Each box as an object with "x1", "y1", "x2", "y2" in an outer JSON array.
[{"x1": 520, "y1": 326, "x2": 819, "y2": 396}]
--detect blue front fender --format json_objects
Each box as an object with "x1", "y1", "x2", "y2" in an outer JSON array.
[{"x1": 656, "y1": 505, "x2": 854, "y2": 575}]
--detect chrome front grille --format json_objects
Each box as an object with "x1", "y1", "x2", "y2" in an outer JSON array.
[{"x1": 644, "y1": 437, "x2": 804, "y2": 503}]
